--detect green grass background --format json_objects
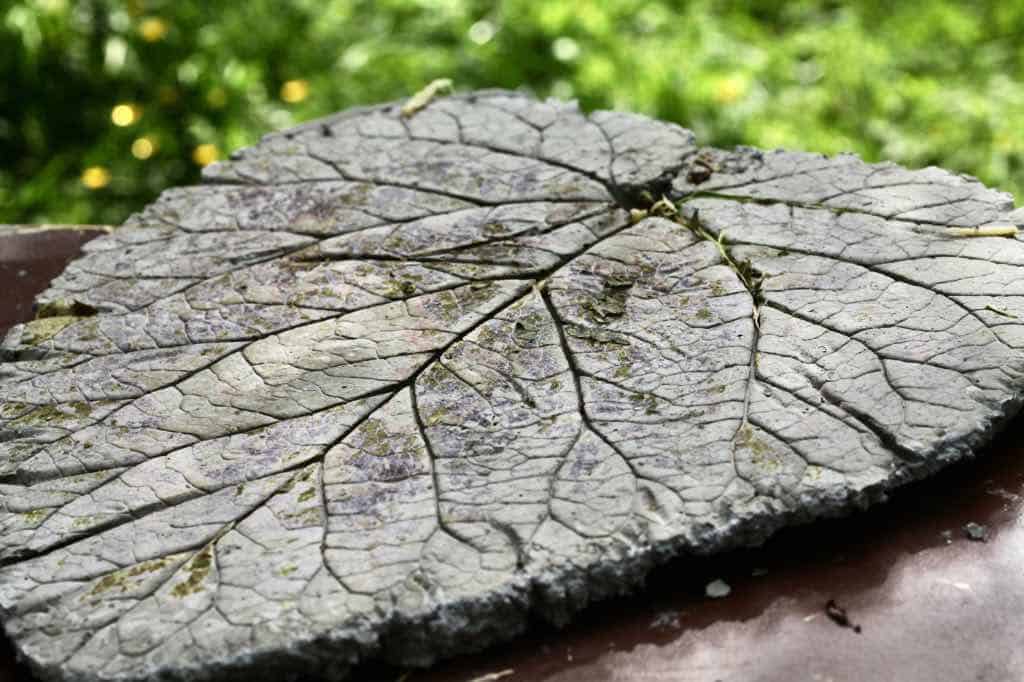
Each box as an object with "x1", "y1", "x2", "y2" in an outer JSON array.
[{"x1": 3, "y1": 0, "x2": 1022, "y2": 225}]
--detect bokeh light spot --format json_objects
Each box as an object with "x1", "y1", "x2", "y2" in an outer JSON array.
[
  {"x1": 111, "y1": 103, "x2": 140, "y2": 127},
  {"x1": 552, "y1": 36, "x2": 580, "y2": 62},
  {"x1": 280, "y1": 79, "x2": 310, "y2": 103},
  {"x1": 468, "y1": 20, "x2": 496, "y2": 45},
  {"x1": 713, "y1": 74, "x2": 748, "y2": 104},
  {"x1": 81, "y1": 166, "x2": 111, "y2": 190},
  {"x1": 139, "y1": 17, "x2": 168, "y2": 42},
  {"x1": 340, "y1": 46, "x2": 369, "y2": 71},
  {"x1": 192, "y1": 144, "x2": 219, "y2": 166},
  {"x1": 131, "y1": 137, "x2": 155, "y2": 160}
]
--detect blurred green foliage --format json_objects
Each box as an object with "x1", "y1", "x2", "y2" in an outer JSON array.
[{"x1": 2, "y1": 0, "x2": 1022, "y2": 225}]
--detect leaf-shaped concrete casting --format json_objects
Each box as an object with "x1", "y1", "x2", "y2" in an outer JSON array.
[{"x1": 2, "y1": 90, "x2": 1023, "y2": 681}]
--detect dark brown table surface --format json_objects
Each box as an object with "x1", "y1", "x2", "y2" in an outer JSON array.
[{"x1": 2, "y1": 228, "x2": 1022, "y2": 682}]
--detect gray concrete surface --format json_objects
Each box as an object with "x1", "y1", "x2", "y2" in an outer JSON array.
[{"x1": 1, "y1": 90, "x2": 1022, "y2": 681}]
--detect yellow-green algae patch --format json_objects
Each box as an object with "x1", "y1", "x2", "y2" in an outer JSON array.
[
  {"x1": 11, "y1": 401, "x2": 96, "y2": 428},
  {"x1": 736, "y1": 425, "x2": 781, "y2": 468},
  {"x1": 19, "y1": 508, "x2": 50, "y2": 524},
  {"x1": 19, "y1": 317, "x2": 78, "y2": 345},
  {"x1": 359, "y1": 419, "x2": 391, "y2": 456},
  {"x1": 85, "y1": 558, "x2": 173, "y2": 599},
  {"x1": 170, "y1": 546, "x2": 214, "y2": 598}
]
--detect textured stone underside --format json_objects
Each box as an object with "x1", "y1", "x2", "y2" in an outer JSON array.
[{"x1": 1, "y1": 90, "x2": 1023, "y2": 682}]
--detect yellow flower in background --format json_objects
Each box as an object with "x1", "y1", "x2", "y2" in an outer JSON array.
[
  {"x1": 131, "y1": 137, "x2": 156, "y2": 160},
  {"x1": 81, "y1": 166, "x2": 111, "y2": 189},
  {"x1": 139, "y1": 17, "x2": 169, "y2": 42},
  {"x1": 192, "y1": 144, "x2": 219, "y2": 166},
  {"x1": 280, "y1": 79, "x2": 310, "y2": 104},
  {"x1": 111, "y1": 103, "x2": 141, "y2": 127}
]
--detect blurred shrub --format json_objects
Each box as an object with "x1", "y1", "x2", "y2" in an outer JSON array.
[{"x1": 2, "y1": 0, "x2": 1022, "y2": 224}]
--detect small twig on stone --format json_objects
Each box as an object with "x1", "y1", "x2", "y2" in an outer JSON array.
[
  {"x1": 985, "y1": 304, "x2": 1018, "y2": 319},
  {"x1": 401, "y1": 78, "x2": 454, "y2": 117},
  {"x1": 944, "y1": 224, "x2": 1019, "y2": 238}
]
